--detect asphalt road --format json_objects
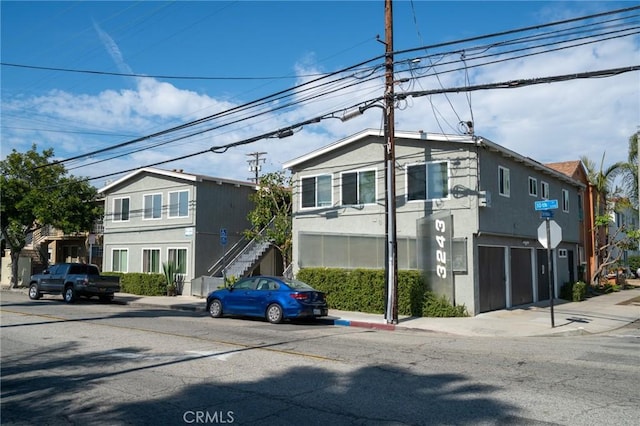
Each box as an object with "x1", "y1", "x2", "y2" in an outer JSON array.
[{"x1": 1, "y1": 291, "x2": 639, "y2": 425}]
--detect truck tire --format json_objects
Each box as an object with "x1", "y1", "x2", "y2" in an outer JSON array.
[
  {"x1": 28, "y1": 283, "x2": 41, "y2": 300},
  {"x1": 63, "y1": 286, "x2": 76, "y2": 303}
]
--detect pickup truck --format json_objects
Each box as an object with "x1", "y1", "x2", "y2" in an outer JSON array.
[{"x1": 28, "y1": 263, "x2": 121, "y2": 303}]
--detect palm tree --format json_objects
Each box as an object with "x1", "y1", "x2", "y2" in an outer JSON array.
[
  {"x1": 580, "y1": 153, "x2": 625, "y2": 284},
  {"x1": 619, "y1": 132, "x2": 638, "y2": 208}
]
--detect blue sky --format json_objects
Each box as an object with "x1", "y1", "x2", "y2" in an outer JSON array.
[{"x1": 1, "y1": 1, "x2": 638, "y2": 187}]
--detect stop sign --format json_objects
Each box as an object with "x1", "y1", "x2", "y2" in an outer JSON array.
[{"x1": 538, "y1": 220, "x2": 562, "y2": 249}]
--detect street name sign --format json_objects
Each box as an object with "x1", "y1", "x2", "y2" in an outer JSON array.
[{"x1": 534, "y1": 199, "x2": 559, "y2": 211}]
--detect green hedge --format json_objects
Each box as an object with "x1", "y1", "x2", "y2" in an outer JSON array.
[
  {"x1": 560, "y1": 281, "x2": 587, "y2": 302},
  {"x1": 296, "y1": 268, "x2": 467, "y2": 317},
  {"x1": 103, "y1": 272, "x2": 167, "y2": 296}
]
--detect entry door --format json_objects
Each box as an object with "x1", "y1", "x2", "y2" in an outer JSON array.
[
  {"x1": 567, "y1": 250, "x2": 575, "y2": 284},
  {"x1": 537, "y1": 249, "x2": 550, "y2": 301},
  {"x1": 511, "y1": 248, "x2": 533, "y2": 306},
  {"x1": 478, "y1": 246, "x2": 506, "y2": 313}
]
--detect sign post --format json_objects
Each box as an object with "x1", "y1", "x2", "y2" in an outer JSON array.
[
  {"x1": 220, "y1": 228, "x2": 228, "y2": 283},
  {"x1": 535, "y1": 200, "x2": 561, "y2": 327}
]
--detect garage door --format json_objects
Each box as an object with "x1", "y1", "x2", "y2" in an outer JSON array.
[
  {"x1": 511, "y1": 248, "x2": 533, "y2": 306},
  {"x1": 478, "y1": 246, "x2": 506, "y2": 313}
]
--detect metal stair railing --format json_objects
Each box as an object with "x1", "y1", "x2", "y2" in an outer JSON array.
[{"x1": 207, "y1": 218, "x2": 276, "y2": 277}]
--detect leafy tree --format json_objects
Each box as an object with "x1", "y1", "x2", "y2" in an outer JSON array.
[
  {"x1": 0, "y1": 145, "x2": 102, "y2": 288},
  {"x1": 244, "y1": 171, "x2": 292, "y2": 274}
]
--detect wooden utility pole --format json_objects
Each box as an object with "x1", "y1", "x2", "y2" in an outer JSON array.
[
  {"x1": 384, "y1": 0, "x2": 398, "y2": 324},
  {"x1": 246, "y1": 152, "x2": 267, "y2": 183}
]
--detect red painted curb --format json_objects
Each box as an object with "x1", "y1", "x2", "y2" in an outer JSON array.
[{"x1": 349, "y1": 320, "x2": 396, "y2": 331}]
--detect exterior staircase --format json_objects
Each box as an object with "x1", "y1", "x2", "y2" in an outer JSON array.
[{"x1": 208, "y1": 219, "x2": 275, "y2": 280}]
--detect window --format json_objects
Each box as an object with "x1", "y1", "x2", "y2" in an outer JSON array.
[
  {"x1": 562, "y1": 189, "x2": 569, "y2": 212},
  {"x1": 168, "y1": 248, "x2": 187, "y2": 275},
  {"x1": 341, "y1": 170, "x2": 376, "y2": 205},
  {"x1": 112, "y1": 249, "x2": 128, "y2": 272},
  {"x1": 169, "y1": 190, "x2": 189, "y2": 218},
  {"x1": 498, "y1": 166, "x2": 510, "y2": 197},
  {"x1": 113, "y1": 197, "x2": 130, "y2": 221},
  {"x1": 142, "y1": 249, "x2": 160, "y2": 273},
  {"x1": 528, "y1": 177, "x2": 537, "y2": 196},
  {"x1": 407, "y1": 162, "x2": 449, "y2": 201},
  {"x1": 541, "y1": 181, "x2": 549, "y2": 199},
  {"x1": 301, "y1": 175, "x2": 332, "y2": 208},
  {"x1": 558, "y1": 249, "x2": 567, "y2": 258},
  {"x1": 143, "y1": 194, "x2": 162, "y2": 219}
]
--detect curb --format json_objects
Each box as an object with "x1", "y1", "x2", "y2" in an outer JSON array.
[{"x1": 333, "y1": 318, "x2": 397, "y2": 331}]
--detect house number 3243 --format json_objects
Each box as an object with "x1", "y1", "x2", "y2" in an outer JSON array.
[{"x1": 435, "y1": 219, "x2": 447, "y2": 278}]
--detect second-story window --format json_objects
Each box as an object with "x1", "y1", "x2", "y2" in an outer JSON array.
[
  {"x1": 143, "y1": 194, "x2": 162, "y2": 220},
  {"x1": 301, "y1": 175, "x2": 332, "y2": 208},
  {"x1": 169, "y1": 190, "x2": 189, "y2": 218},
  {"x1": 341, "y1": 170, "x2": 376, "y2": 205},
  {"x1": 498, "y1": 166, "x2": 510, "y2": 197},
  {"x1": 113, "y1": 197, "x2": 130, "y2": 222},
  {"x1": 528, "y1": 177, "x2": 537, "y2": 196},
  {"x1": 541, "y1": 181, "x2": 549, "y2": 199},
  {"x1": 407, "y1": 161, "x2": 449, "y2": 201},
  {"x1": 562, "y1": 189, "x2": 569, "y2": 212}
]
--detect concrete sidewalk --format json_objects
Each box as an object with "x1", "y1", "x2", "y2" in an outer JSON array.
[{"x1": 113, "y1": 287, "x2": 640, "y2": 337}]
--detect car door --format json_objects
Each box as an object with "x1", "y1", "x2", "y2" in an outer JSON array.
[
  {"x1": 254, "y1": 278, "x2": 279, "y2": 314},
  {"x1": 40, "y1": 264, "x2": 65, "y2": 292},
  {"x1": 223, "y1": 278, "x2": 257, "y2": 315}
]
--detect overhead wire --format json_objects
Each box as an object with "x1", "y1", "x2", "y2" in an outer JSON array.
[{"x1": 8, "y1": 5, "x2": 638, "y2": 180}]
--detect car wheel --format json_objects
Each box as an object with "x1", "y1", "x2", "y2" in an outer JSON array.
[
  {"x1": 209, "y1": 299, "x2": 223, "y2": 318},
  {"x1": 63, "y1": 286, "x2": 76, "y2": 303},
  {"x1": 28, "y1": 284, "x2": 41, "y2": 300},
  {"x1": 266, "y1": 303, "x2": 283, "y2": 324}
]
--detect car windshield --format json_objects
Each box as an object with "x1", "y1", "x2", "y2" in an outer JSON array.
[{"x1": 282, "y1": 278, "x2": 316, "y2": 291}]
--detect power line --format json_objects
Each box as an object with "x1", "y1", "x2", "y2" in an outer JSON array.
[{"x1": 70, "y1": 64, "x2": 637, "y2": 186}]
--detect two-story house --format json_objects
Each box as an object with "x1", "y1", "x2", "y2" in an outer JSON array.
[
  {"x1": 283, "y1": 129, "x2": 585, "y2": 316},
  {"x1": 98, "y1": 167, "x2": 263, "y2": 295}
]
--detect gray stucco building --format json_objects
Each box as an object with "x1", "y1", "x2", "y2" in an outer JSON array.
[
  {"x1": 284, "y1": 129, "x2": 584, "y2": 316},
  {"x1": 98, "y1": 167, "x2": 257, "y2": 294}
]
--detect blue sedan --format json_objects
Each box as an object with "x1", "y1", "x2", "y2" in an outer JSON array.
[{"x1": 206, "y1": 276, "x2": 329, "y2": 324}]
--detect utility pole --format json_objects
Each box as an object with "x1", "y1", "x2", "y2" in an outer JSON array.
[
  {"x1": 384, "y1": 0, "x2": 398, "y2": 324},
  {"x1": 247, "y1": 152, "x2": 267, "y2": 183}
]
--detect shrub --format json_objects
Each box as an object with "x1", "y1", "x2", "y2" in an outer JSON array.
[
  {"x1": 572, "y1": 281, "x2": 587, "y2": 302},
  {"x1": 560, "y1": 282, "x2": 573, "y2": 300},
  {"x1": 109, "y1": 272, "x2": 166, "y2": 296},
  {"x1": 560, "y1": 281, "x2": 588, "y2": 302},
  {"x1": 628, "y1": 256, "x2": 640, "y2": 275},
  {"x1": 297, "y1": 267, "x2": 464, "y2": 317},
  {"x1": 422, "y1": 292, "x2": 468, "y2": 317}
]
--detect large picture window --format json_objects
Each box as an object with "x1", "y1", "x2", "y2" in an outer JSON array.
[
  {"x1": 142, "y1": 249, "x2": 160, "y2": 273},
  {"x1": 143, "y1": 194, "x2": 162, "y2": 219},
  {"x1": 301, "y1": 175, "x2": 332, "y2": 208},
  {"x1": 169, "y1": 190, "x2": 189, "y2": 218},
  {"x1": 407, "y1": 162, "x2": 449, "y2": 201},
  {"x1": 341, "y1": 170, "x2": 376, "y2": 205},
  {"x1": 112, "y1": 249, "x2": 128, "y2": 272},
  {"x1": 113, "y1": 197, "x2": 130, "y2": 222}
]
